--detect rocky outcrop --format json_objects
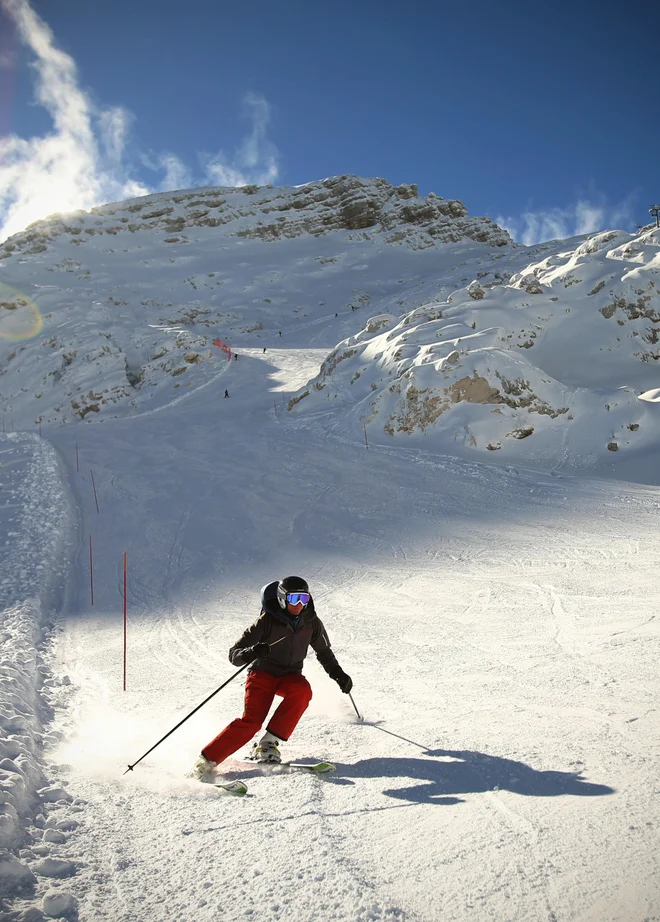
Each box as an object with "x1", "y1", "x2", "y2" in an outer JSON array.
[
  {"x1": 0, "y1": 176, "x2": 511, "y2": 259},
  {"x1": 287, "y1": 225, "x2": 660, "y2": 461}
]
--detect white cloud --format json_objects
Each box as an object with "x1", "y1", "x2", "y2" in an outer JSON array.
[
  {"x1": 202, "y1": 92, "x2": 279, "y2": 188},
  {"x1": 497, "y1": 193, "x2": 638, "y2": 245},
  {"x1": 0, "y1": 0, "x2": 143, "y2": 240},
  {"x1": 98, "y1": 107, "x2": 132, "y2": 166},
  {"x1": 138, "y1": 151, "x2": 192, "y2": 193},
  {"x1": 159, "y1": 154, "x2": 192, "y2": 192},
  {"x1": 0, "y1": 0, "x2": 280, "y2": 242}
]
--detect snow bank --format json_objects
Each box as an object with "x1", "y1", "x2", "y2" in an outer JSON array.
[{"x1": 0, "y1": 434, "x2": 75, "y2": 907}]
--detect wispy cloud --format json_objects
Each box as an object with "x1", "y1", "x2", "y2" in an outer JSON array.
[
  {"x1": 203, "y1": 93, "x2": 279, "y2": 188},
  {"x1": 0, "y1": 0, "x2": 280, "y2": 242},
  {"x1": 0, "y1": 0, "x2": 140, "y2": 240},
  {"x1": 497, "y1": 192, "x2": 639, "y2": 245}
]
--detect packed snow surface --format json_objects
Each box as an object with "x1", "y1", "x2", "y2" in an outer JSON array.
[{"x1": 0, "y1": 179, "x2": 659, "y2": 921}]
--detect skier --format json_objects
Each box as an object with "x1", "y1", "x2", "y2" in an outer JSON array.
[
  {"x1": 193, "y1": 576, "x2": 352, "y2": 777},
  {"x1": 224, "y1": 389, "x2": 229, "y2": 398}
]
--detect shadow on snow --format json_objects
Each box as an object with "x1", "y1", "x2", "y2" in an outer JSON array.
[{"x1": 331, "y1": 747, "x2": 615, "y2": 805}]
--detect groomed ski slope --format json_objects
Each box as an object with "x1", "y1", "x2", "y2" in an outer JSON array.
[{"x1": 5, "y1": 340, "x2": 660, "y2": 922}]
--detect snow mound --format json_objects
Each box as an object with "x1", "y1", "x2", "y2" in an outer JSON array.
[
  {"x1": 42, "y1": 888, "x2": 78, "y2": 918},
  {"x1": 288, "y1": 226, "x2": 660, "y2": 468}
]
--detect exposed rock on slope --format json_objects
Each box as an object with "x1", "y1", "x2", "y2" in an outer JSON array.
[
  {"x1": 288, "y1": 226, "x2": 660, "y2": 465},
  {"x1": 0, "y1": 175, "x2": 510, "y2": 259}
]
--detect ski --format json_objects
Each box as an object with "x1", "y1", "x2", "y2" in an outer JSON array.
[
  {"x1": 288, "y1": 761, "x2": 335, "y2": 774},
  {"x1": 214, "y1": 780, "x2": 248, "y2": 796},
  {"x1": 240, "y1": 759, "x2": 335, "y2": 774}
]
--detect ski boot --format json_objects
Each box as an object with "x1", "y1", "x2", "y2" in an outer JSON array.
[{"x1": 248, "y1": 739, "x2": 281, "y2": 763}]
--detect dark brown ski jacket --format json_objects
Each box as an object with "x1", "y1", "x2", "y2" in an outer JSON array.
[{"x1": 228, "y1": 581, "x2": 343, "y2": 680}]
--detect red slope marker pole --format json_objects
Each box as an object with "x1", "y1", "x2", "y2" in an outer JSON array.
[
  {"x1": 89, "y1": 535, "x2": 94, "y2": 606},
  {"x1": 123, "y1": 552, "x2": 127, "y2": 691},
  {"x1": 90, "y1": 469, "x2": 100, "y2": 513}
]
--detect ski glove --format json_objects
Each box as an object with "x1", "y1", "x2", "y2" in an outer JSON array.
[
  {"x1": 335, "y1": 670, "x2": 353, "y2": 694},
  {"x1": 247, "y1": 642, "x2": 270, "y2": 662}
]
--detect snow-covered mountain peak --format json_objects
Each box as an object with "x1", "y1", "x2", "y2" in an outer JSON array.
[
  {"x1": 0, "y1": 175, "x2": 511, "y2": 260},
  {"x1": 0, "y1": 176, "x2": 514, "y2": 433},
  {"x1": 2, "y1": 173, "x2": 660, "y2": 479}
]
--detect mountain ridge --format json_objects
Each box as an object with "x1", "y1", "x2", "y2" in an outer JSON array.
[
  {"x1": 1, "y1": 176, "x2": 659, "y2": 480},
  {"x1": 0, "y1": 174, "x2": 511, "y2": 259}
]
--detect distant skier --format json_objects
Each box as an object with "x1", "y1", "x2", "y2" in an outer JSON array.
[
  {"x1": 278, "y1": 330, "x2": 282, "y2": 337},
  {"x1": 263, "y1": 347, "x2": 267, "y2": 353},
  {"x1": 193, "y1": 576, "x2": 352, "y2": 777},
  {"x1": 234, "y1": 354, "x2": 238, "y2": 360},
  {"x1": 224, "y1": 389, "x2": 229, "y2": 398}
]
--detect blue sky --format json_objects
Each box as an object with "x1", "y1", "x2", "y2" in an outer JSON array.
[{"x1": 0, "y1": 0, "x2": 658, "y2": 243}]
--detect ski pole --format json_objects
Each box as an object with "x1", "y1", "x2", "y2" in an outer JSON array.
[
  {"x1": 348, "y1": 691, "x2": 363, "y2": 721},
  {"x1": 124, "y1": 637, "x2": 284, "y2": 775},
  {"x1": 123, "y1": 661, "x2": 251, "y2": 774},
  {"x1": 123, "y1": 637, "x2": 286, "y2": 774}
]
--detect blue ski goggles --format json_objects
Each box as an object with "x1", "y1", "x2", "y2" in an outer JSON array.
[{"x1": 286, "y1": 592, "x2": 310, "y2": 605}]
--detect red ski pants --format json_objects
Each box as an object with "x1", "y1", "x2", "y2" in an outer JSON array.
[{"x1": 202, "y1": 669, "x2": 312, "y2": 765}]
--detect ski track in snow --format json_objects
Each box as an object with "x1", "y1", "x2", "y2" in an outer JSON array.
[{"x1": 2, "y1": 346, "x2": 660, "y2": 918}]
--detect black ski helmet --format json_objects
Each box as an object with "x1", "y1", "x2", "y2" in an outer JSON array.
[{"x1": 277, "y1": 575, "x2": 309, "y2": 609}]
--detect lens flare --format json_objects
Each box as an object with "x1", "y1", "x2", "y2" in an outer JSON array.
[{"x1": 0, "y1": 283, "x2": 43, "y2": 341}]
